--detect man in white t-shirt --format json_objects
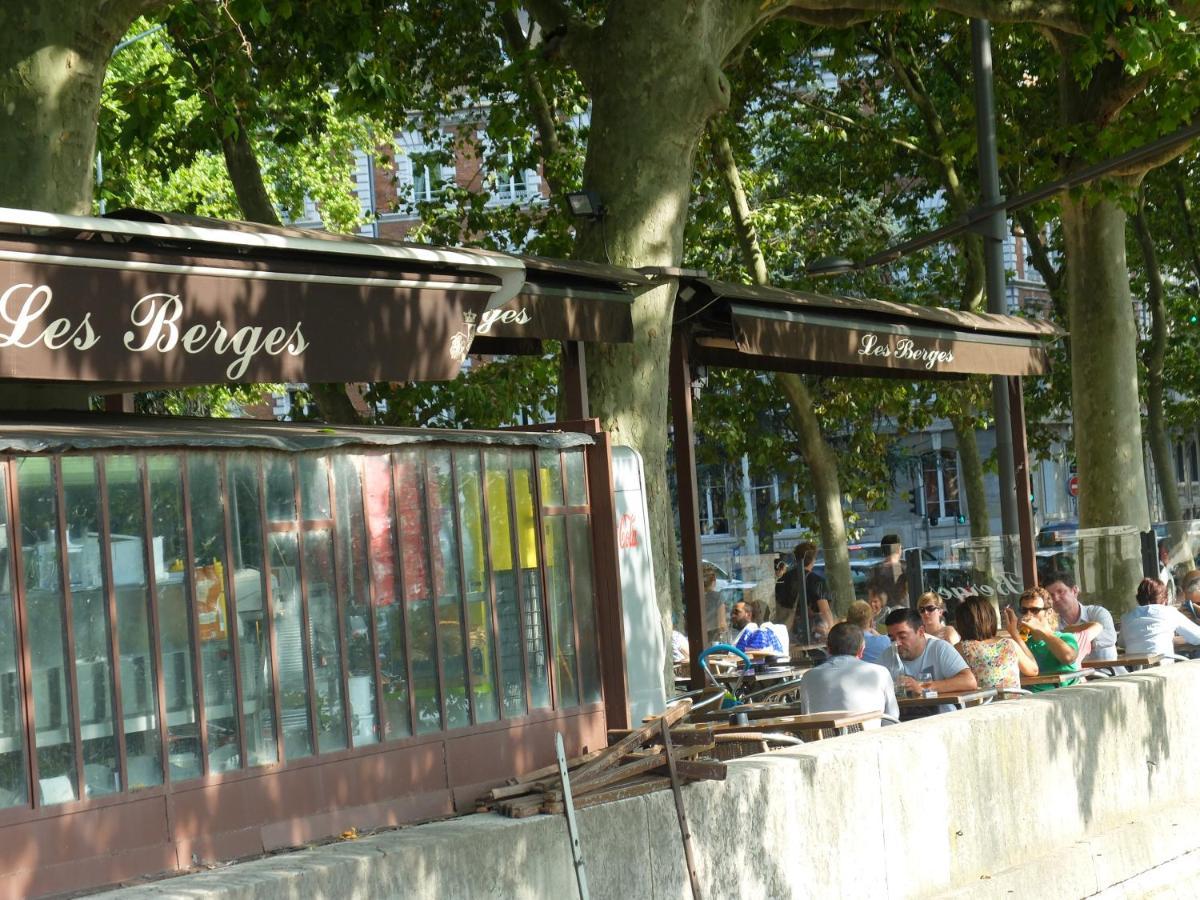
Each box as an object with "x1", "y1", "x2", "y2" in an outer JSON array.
[
  {"x1": 879, "y1": 608, "x2": 977, "y2": 714},
  {"x1": 799, "y1": 623, "x2": 898, "y2": 723},
  {"x1": 1044, "y1": 570, "x2": 1117, "y2": 661}
]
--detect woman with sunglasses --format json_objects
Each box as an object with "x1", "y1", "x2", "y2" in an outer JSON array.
[
  {"x1": 1002, "y1": 586, "x2": 1100, "y2": 691},
  {"x1": 916, "y1": 592, "x2": 960, "y2": 645}
]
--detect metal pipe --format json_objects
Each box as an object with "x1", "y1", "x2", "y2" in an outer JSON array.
[{"x1": 972, "y1": 20, "x2": 1021, "y2": 562}]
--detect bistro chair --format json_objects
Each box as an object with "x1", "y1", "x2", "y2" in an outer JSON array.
[
  {"x1": 743, "y1": 677, "x2": 806, "y2": 704},
  {"x1": 710, "y1": 731, "x2": 805, "y2": 761}
]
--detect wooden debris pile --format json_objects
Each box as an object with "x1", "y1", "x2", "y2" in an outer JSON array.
[{"x1": 478, "y1": 701, "x2": 726, "y2": 818}]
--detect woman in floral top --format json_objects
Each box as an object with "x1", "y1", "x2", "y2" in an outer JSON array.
[{"x1": 955, "y1": 595, "x2": 1038, "y2": 689}]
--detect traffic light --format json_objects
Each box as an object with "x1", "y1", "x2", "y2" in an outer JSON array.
[
  {"x1": 956, "y1": 513, "x2": 967, "y2": 525},
  {"x1": 907, "y1": 489, "x2": 921, "y2": 516}
]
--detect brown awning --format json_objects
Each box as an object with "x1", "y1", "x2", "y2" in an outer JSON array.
[
  {"x1": 679, "y1": 278, "x2": 1062, "y2": 379},
  {"x1": 0, "y1": 207, "x2": 526, "y2": 387},
  {"x1": 470, "y1": 256, "x2": 653, "y2": 350}
]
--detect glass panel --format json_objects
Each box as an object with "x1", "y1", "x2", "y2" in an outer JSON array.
[
  {"x1": 563, "y1": 450, "x2": 587, "y2": 507},
  {"x1": 456, "y1": 451, "x2": 497, "y2": 724},
  {"x1": 396, "y1": 451, "x2": 440, "y2": 734},
  {"x1": 359, "y1": 455, "x2": 410, "y2": 740},
  {"x1": 303, "y1": 527, "x2": 347, "y2": 753},
  {"x1": 228, "y1": 458, "x2": 277, "y2": 767},
  {"x1": 299, "y1": 457, "x2": 332, "y2": 521},
  {"x1": 62, "y1": 457, "x2": 120, "y2": 797},
  {"x1": 567, "y1": 514, "x2": 602, "y2": 705},
  {"x1": 187, "y1": 456, "x2": 241, "y2": 774},
  {"x1": 0, "y1": 466, "x2": 28, "y2": 808},
  {"x1": 537, "y1": 450, "x2": 564, "y2": 507},
  {"x1": 270, "y1": 529, "x2": 313, "y2": 760},
  {"x1": 485, "y1": 452, "x2": 527, "y2": 719},
  {"x1": 104, "y1": 456, "x2": 164, "y2": 789},
  {"x1": 265, "y1": 456, "x2": 296, "y2": 522},
  {"x1": 513, "y1": 455, "x2": 550, "y2": 709},
  {"x1": 543, "y1": 516, "x2": 578, "y2": 707},
  {"x1": 333, "y1": 456, "x2": 380, "y2": 747},
  {"x1": 148, "y1": 455, "x2": 201, "y2": 782},
  {"x1": 428, "y1": 450, "x2": 469, "y2": 729},
  {"x1": 16, "y1": 457, "x2": 79, "y2": 804}
]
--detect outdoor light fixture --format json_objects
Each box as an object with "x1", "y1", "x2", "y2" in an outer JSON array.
[
  {"x1": 805, "y1": 255, "x2": 857, "y2": 277},
  {"x1": 566, "y1": 190, "x2": 606, "y2": 220}
]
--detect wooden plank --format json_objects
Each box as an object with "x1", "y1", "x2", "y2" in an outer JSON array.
[
  {"x1": 574, "y1": 701, "x2": 692, "y2": 783},
  {"x1": 664, "y1": 759, "x2": 726, "y2": 781},
  {"x1": 607, "y1": 723, "x2": 715, "y2": 745},
  {"x1": 505, "y1": 744, "x2": 611, "y2": 787},
  {"x1": 542, "y1": 776, "x2": 672, "y2": 814}
]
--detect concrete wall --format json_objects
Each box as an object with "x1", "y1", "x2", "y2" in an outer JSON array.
[{"x1": 96, "y1": 664, "x2": 1200, "y2": 899}]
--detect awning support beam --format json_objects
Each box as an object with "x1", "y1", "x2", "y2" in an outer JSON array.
[{"x1": 669, "y1": 330, "x2": 707, "y2": 689}]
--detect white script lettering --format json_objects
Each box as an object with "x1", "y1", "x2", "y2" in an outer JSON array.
[
  {"x1": 0, "y1": 284, "x2": 99, "y2": 351},
  {"x1": 475, "y1": 306, "x2": 532, "y2": 335}
]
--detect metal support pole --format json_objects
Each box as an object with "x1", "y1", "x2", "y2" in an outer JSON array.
[
  {"x1": 1009, "y1": 377, "x2": 1037, "y2": 588},
  {"x1": 669, "y1": 331, "x2": 707, "y2": 689},
  {"x1": 972, "y1": 19, "x2": 1020, "y2": 554}
]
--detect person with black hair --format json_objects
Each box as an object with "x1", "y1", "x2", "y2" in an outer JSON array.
[
  {"x1": 879, "y1": 608, "x2": 976, "y2": 713},
  {"x1": 798, "y1": 623, "x2": 898, "y2": 722}
]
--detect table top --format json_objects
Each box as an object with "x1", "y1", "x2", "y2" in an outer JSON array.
[
  {"x1": 896, "y1": 688, "x2": 996, "y2": 710},
  {"x1": 1082, "y1": 654, "x2": 1163, "y2": 669},
  {"x1": 706, "y1": 710, "x2": 881, "y2": 733},
  {"x1": 1020, "y1": 671, "x2": 1086, "y2": 687},
  {"x1": 711, "y1": 666, "x2": 809, "y2": 685},
  {"x1": 691, "y1": 702, "x2": 805, "y2": 723}
]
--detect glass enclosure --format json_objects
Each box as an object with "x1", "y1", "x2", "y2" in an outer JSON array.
[{"x1": 0, "y1": 439, "x2": 600, "y2": 810}]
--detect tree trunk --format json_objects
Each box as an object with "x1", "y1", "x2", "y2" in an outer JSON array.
[
  {"x1": 0, "y1": 2, "x2": 162, "y2": 212},
  {"x1": 777, "y1": 374, "x2": 855, "y2": 613},
  {"x1": 710, "y1": 130, "x2": 856, "y2": 610},
  {"x1": 951, "y1": 408, "x2": 990, "y2": 538},
  {"x1": 572, "y1": 4, "x2": 739, "y2": 651},
  {"x1": 1060, "y1": 192, "x2": 1149, "y2": 612},
  {"x1": 1132, "y1": 194, "x2": 1188, "y2": 564},
  {"x1": 222, "y1": 121, "x2": 283, "y2": 228}
]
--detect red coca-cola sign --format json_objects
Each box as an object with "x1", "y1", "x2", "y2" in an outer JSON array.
[{"x1": 617, "y1": 513, "x2": 639, "y2": 549}]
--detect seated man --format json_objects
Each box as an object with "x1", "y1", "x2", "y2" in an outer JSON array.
[
  {"x1": 799, "y1": 623, "x2": 898, "y2": 723},
  {"x1": 879, "y1": 608, "x2": 977, "y2": 714},
  {"x1": 1044, "y1": 570, "x2": 1116, "y2": 662},
  {"x1": 731, "y1": 599, "x2": 784, "y2": 655},
  {"x1": 1006, "y1": 586, "x2": 1100, "y2": 691}
]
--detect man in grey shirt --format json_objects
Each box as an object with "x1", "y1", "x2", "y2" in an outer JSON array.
[
  {"x1": 879, "y1": 608, "x2": 977, "y2": 714},
  {"x1": 799, "y1": 623, "x2": 898, "y2": 722},
  {"x1": 1044, "y1": 569, "x2": 1117, "y2": 661}
]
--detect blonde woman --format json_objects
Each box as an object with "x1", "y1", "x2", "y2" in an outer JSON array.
[{"x1": 916, "y1": 592, "x2": 960, "y2": 645}]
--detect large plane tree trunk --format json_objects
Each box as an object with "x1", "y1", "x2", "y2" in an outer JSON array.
[
  {"x1": 1061, "y1": 193, "x2": 1149, "y2": 611},
  {"x1": 0, "y1": 1, "x2": 164, "y2": 212},
  {"x1": 569, "y1": 3, "x2": 748, "y2": 645}
]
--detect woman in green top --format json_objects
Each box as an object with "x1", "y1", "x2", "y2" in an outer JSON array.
[{"x1": 1003, "y1": 586, "x2": 1102, "y2": 692}]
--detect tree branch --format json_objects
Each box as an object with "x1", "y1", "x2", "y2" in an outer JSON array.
[{"x1": 498, "y1": 8, "x2": 567, "y2": 197}]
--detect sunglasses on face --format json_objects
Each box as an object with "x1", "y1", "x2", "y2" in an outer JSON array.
[
  {"x1": 1020, "y1": 606, "x2": 1047, "y2": 614},
  {"x1": 918, "y1": 605, "x2": 940, "y2": 613}
]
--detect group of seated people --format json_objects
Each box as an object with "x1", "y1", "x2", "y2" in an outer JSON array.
[{"x1": 796, "y1": 567, "x2": 1200, "y2": 721}]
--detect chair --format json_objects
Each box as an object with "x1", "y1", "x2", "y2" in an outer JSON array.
[
  {"x1": 710, "y1": 731, "x2": 805, "y2": 761},
  {"x1": 744, "y1": 677, "x2": 805, "y2": 704}
]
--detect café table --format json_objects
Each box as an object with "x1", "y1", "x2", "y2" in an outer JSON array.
[
  {"x1": 1082, "y1": 654, "x2": 1163, "y2": 672},
  {"x1": 709, "y1": 710, "x2": 882, "y2": 740},
  {"x1": 1019, "y1": 671, "x2": 1089, "y2": 689},
  {"x1": 711, "y1": 665, "x2": 810, "y2": 690},
  {"x1": 896, "y1": 688, "x2": 996, "y2": 721}
]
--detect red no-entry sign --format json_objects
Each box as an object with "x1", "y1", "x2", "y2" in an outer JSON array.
[{"x1": 1068, "y1": 475, "x2": 1079, "y2": 497}]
